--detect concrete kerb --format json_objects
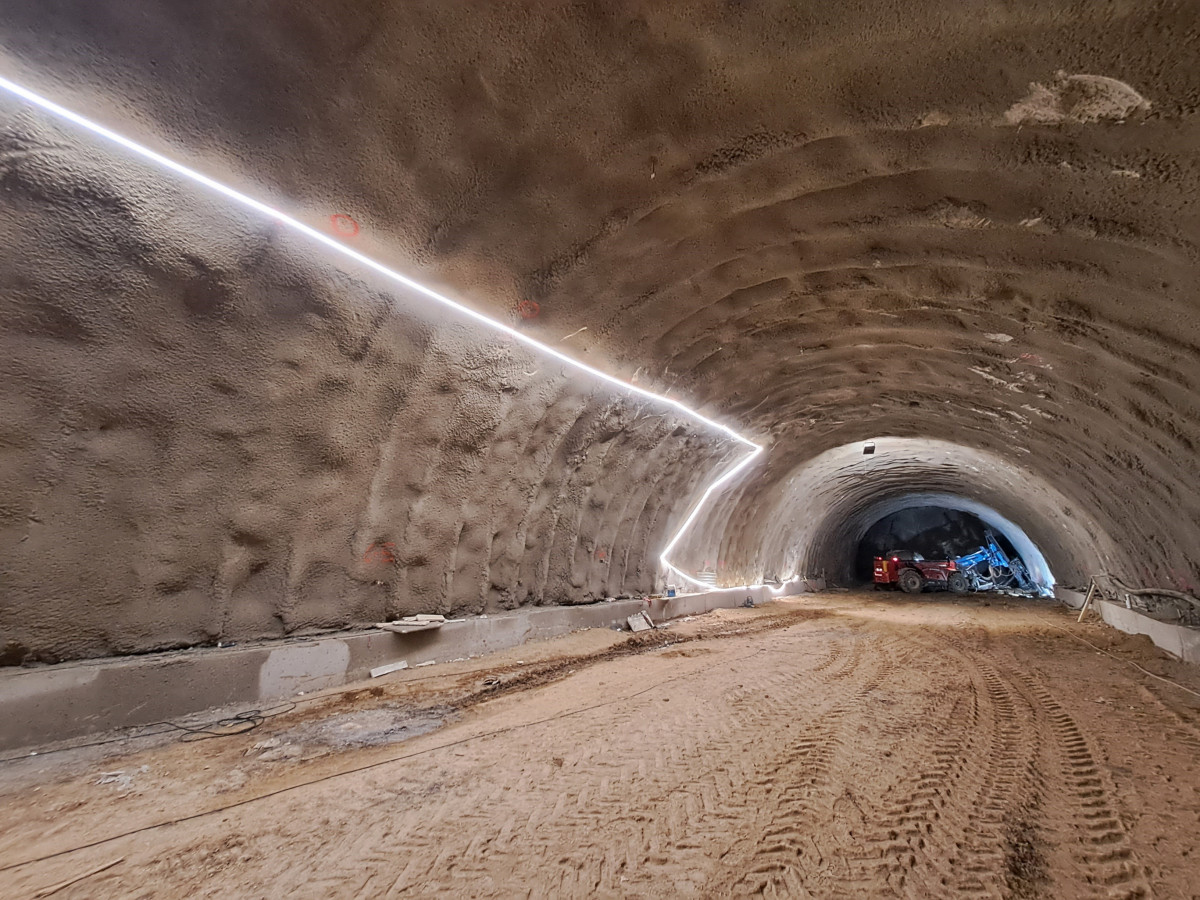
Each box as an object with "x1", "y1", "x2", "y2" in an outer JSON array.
[
  {"x1": 1054, "y1": 585, "x2": 1088, "y2": 609},
  {"x1": 0, "y1": 586, "x2": 783, "y2": 752},
  {"x1": 1056, "y1": 584, "x2": 1200, "y2": 664},
  {"x1": 1094, "y1": 599, "x2": 1200, "y2": 664}
]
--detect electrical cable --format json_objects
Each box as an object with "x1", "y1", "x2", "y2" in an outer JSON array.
[
  {"x1": 0, "y1": 703, "x2": 297, "y2": 764},
  {"x1": 1, "y1": 647, "x2": 766, "y2": 874},
  {"x1": 1036, "y1": 614, "x2": 1200, "y2": 701},
  {"x1": 0, "y1": 646, "x2": 662, "y2": 765}
]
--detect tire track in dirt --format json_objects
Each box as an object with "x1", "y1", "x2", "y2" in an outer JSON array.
[
  {"x1": 1014, "y1": 672, "x2": 1152, "y2": 899},
  {"x1": 832, "y1": 678, "x2": 975, "y2": 897},
  {"x1": 268, "y1": 624, "x2": 868, "y2": 898},
  {"x1": 701, "y1": 636, "x2": 913, "y2": 897},
  {"x1": 817, "y1": 627, "x2": 1045, "y2": 900},
  {"x1": 250, "y1": 621, "x2": 834, "y2": 897},
  {"x1": 533, "y1": 629, "x2": 886, "y2": 896},
  {"x1": 945, "y1": 660, "x2": 1043, "y2": 899}
]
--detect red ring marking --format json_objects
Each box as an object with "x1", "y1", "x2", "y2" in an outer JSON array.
[
  {"x1": 517, "y1": 300, "x2": 540, "y2": 320},
  {"x1": 330, "y1": 214, "x2": 360, "y2": 238}
]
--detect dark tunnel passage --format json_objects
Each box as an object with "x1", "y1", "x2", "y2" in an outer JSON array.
[
  {"x1": 853, "y1": 505, "x2": 1028, "y2": 587},
  {"x1": 672, "y1": 438, "x2": 1074, "y2": 596}
]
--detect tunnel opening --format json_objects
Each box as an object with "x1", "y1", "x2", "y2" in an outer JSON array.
[
  {"x1": 842, "y1": 492, "x2": 1057, "y2": 598},
  {"x1": 854, "y1": 505, "x2": 1022, "y2": 585},
  {"x1": 689, "y1": 440, "x2": 1076, "y2": 598}
]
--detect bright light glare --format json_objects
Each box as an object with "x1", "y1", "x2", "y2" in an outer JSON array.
[{"x1": 0, "y1": 73, "x2": 770, "y2": 591}]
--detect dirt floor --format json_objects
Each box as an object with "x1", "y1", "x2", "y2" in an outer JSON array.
[{"x1": 2, "y1": 593, "x2": 1199, "y2": 899}]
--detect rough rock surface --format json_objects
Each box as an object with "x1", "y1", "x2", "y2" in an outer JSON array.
[{"x1": 1, "y1": 1, "x2": 1199, "y2": 661}]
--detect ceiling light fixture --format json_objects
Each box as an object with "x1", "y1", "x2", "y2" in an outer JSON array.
[{"x1": 0, "y1": 73, "x2": 771, "y2": 593}]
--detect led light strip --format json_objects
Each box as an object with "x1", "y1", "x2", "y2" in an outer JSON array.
[{"x1": 0, "y1": 73, "x2": 782, "y2": 593}]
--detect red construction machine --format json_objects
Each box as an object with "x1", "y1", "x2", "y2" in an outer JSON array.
[{"x1": 873, "y1": 550, "x2": 969, "y2": 594}]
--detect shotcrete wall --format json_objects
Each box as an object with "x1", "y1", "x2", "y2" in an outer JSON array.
[
  {"x1": 3, "y1": 1, "x2": 1200, "y2": 660},
  {"x1": 0, "y1": 111, "x2": 736, "y2": 664}
]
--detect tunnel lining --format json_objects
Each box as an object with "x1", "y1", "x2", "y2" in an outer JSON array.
[{"x1": 669, "y1": 438, "x2": 1108, "y2": 593}]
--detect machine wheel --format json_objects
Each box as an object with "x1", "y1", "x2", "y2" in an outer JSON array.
[
  {"x1": 898, "y1": 568, "x2": 925, "y2": 594},
  {"x1": 947, "y1": 572, "x2": 969, "y2": 594}
]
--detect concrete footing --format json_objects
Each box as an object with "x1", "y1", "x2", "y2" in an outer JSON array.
[
  {"x1": 1094, "y1": 600, "x2": 1200, "y2": 664},
  {"x1": 1055, "y1": 585, "x2": 1200, "y2": 664},
  {"x1": 0, "y1": 585, "x2": 794, "y2": 753},
  {"x1": 1054, "y1": 586, "x2": 1088, "y2": 609}
]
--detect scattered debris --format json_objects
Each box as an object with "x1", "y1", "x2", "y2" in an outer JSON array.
[
  {"x1": 256, "y1": 742, "x2": 303, "y2": 762},
  {"x1": 627, "y1": 611, "x2": 655, "y2": 632},
  {"x1": 279, "y1": 707, "x2": 453, "y2": 750},
  {"x1": 1004, "y1": 72, "x2": 1151, "y2": 125},
  {"x1": 96, "y1": 766, "x2": 148, "y2": 791},
  {"x1": 376, "y1": 614, "x2": 461, "y2": 635},
  {"x1": 371, "y1": 660, "x2": 409, "y2": 678},
  {"x1": 416, "y1": 660, "x2": 437, "y2": 668}
]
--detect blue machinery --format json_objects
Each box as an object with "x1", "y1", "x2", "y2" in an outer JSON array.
[{"x1": 954, "y1": 531, "x2": 1035, "y2": 593}]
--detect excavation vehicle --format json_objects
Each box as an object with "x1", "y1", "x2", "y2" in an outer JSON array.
[
  {"x1": 873, "y1": 531, "x2": 1033, "y2": 594},
  {"x1": 873, "y1": 550, "x2": 968, "y2": 594},
  {"x1": 951, "y1": 530, "x2": 1034, "y2": 592}
]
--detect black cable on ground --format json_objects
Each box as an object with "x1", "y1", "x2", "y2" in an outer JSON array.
[
  {"x1": 1, "y1": 645, "x2": 769, "y2": 874},
  {"x1": 0, "y1": 703, "x2": 297, "y2": 764},
  {"x1": 0, "y1": 619, "x2": 746, "y2": 765}
]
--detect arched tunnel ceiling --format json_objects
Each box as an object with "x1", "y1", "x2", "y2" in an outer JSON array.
[{"x1": 2, "y1": 1, "x2": 1199, "y2": 660}]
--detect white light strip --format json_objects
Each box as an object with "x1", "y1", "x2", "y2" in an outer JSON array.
[{"x1": 0, "y1": 73, "x2": 768, "y2": 590}]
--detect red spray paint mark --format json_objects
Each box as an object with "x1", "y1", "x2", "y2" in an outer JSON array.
[
  {"x1": 595, "y1": 548, "x2": 607, "y2": 560},
  {"x1": 517, "y1": 300, "x2": 540, "y2": 320},
  {"x1": 330, "y1": 214, "x2": 360, "y2": 239},
  {"x1": 363, "y1": 542, "x2": 396, "y2": 564}
]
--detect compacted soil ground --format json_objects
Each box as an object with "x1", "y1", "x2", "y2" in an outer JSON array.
[{"x1": 2, "y1": 593, "x2": 1199, "y2": 899}]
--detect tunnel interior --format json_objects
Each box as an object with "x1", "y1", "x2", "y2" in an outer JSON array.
[{"x1": 1, "y1": 1, "x2": 1199, "y2": 666}]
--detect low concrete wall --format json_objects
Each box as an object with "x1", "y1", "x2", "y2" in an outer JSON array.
[
  {"x1": 1054, "y1": 585, "x2": 1088, "y2": 609},
  {"x1": 0, "y1": 587, "x2": 777, "y2": 752},
  {"x1": 1054, "y1": 585, "x2": 1200, "y2": 664},
  {"x1": 1095, "y1": 599, "x2": 1200, "y2": 664}
]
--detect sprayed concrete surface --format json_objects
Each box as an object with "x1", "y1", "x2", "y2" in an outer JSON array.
[
  {"x1": 1, "y1": 594, "x2": 1199, "y2": 898},
  {"x1": 2, "y1": 2, "x2": 1200, "y2": 664}
]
